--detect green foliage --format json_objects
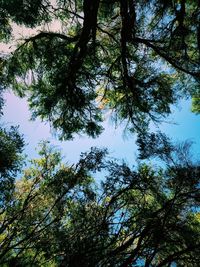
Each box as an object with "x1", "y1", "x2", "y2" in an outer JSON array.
[
  {"x1": 0, "y1": 0, "x2": 51, "y2": 33},
  {"x1": 192, "y1": 86, "x2": 200, "y2": 114},
  {"x1": 0, "y1": 125, "x2": 24, "y2": 210},
  {"x1": 137, "y1": 131, "x2": 173, "y2": 160},
  {"x1": 0, "y1": 1, "x2": 200, "y2": 266},
  {"x1": 1, "y1": 0, "x2": 199, "y2": 139},
  {"x1": 0, "y1": 142, "x2": 199, "y2": 266}
]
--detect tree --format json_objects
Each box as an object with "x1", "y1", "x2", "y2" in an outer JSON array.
[
  {"x1": 0, "y1": 0, "x2": 199, "y2": 139},
  {"x1": 0, "y1": 88, "x2": 24, "y2": 211},
  {"x1": 192, "y1": 92, "x2": 200, "y2": 114},
  {"x1": 0, "y1": 143, "x2": 109, "y2": 266},
  {"x1": 0, "y1": 1, "x2": 200, "y2": 266},
  {"x1": 0, "y1": 141, "x2": 199, "y2": 266}
]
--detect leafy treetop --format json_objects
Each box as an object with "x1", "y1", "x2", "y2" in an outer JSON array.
[
  {"x1": 0, "y1": 140, "x2": 200, "y2": 266},
  {"x1": 0, "y1": 0, "x2": 199, "y2": 139}
]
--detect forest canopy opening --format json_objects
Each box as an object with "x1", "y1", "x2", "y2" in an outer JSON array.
[{"x1": 0, "y1": 1, "x2": 200, "y2": 266}]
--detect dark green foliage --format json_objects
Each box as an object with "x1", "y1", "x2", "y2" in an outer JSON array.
[
  {"x1": 0, "y1": 11, "x2": 11, "y2": 42},
  {"x1": 0, "y1": 126, "x2": 24, "y2": 174},
  {"x1": 0, "y1": 89, "x2": 4, "y2": 116},
  {"x1": 0, "y1": 85, "x2": 24, "y2": 212},
  {"x1": 0, "y1": 142, "x2": 199, "y2": 266},
  {"x1": 0, "y1": 0, "x2": 50, "y2": 29},
  {"x1": 1, "y1": 0, "x2": 199, "y2": 139},
  {"x1": 191, "y1": 84, "x2": 200, "y2": 113},
  {"x1": 137, "y1": 131, "x2": 173, "y2": 160},
  {"x1": 6, "y1": 32, "x2": 104, "y2": 139},
  {"x1": 0, "y1": 2, "x2": 200, "y2": 266},
  {"x1": 0, "y1": 125, "x2": 24, "y2": 210}
]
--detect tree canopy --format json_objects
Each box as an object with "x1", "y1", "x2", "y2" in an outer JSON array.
[
  {"x1": 0, "y1": 1, "x2": 200, "y2": 266},
  {"x1": 0, "y1": 141, "x2": 200, "y2": 267},
  {"x1": 1, "y1": 0, "x2": 200, "y2": 139}
]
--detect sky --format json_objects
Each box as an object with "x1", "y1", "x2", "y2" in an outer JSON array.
[
  {"x1": 2, "y1": 91, "x2": 200, "y2": 165},
  {"x1": 1, "y1": 20, "x2": 200, "y2": 166},
  {"x1": 2, "y1": 91, "x2": 138, "y2": 164}
]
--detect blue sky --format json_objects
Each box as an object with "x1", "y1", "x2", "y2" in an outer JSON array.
[
  {"x1": 1, "y1": 19, "x2": 199, "y2": 166},
  {"x1": 2, "y1": 91, "x2": 200, "y2": 165}
]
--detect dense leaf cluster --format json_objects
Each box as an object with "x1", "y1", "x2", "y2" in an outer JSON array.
[
  {"x1": 1, "y1": 0, "x2": 199, "y2": 139},
  {"x1": 0, "y1": 1, "x2": 200, "y2": 266},
  {"x1": 0, "y1": 142, "x2": 199, "y2": 266},
  {"x1": 0, "y1": 125, "x2": 24, "y2": 210}
]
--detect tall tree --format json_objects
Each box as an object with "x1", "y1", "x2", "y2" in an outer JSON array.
[
  {"x1": 0, "y1": 2, "x2": 199, "y2": 266},
  {"x1": 0, "y1": 141, "x2": 199, "y2": 266},
  {"x1": 0, "y1": 0, "x2": 199, "y2": 139}
]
